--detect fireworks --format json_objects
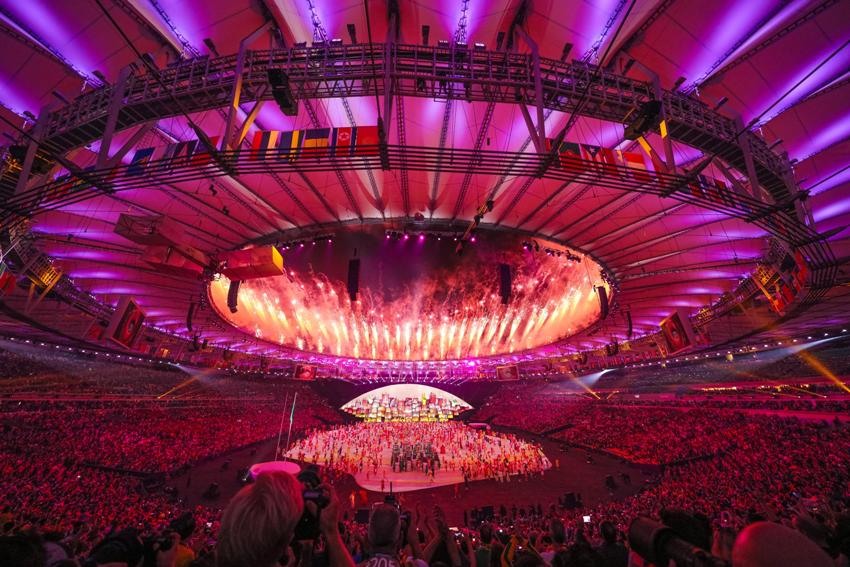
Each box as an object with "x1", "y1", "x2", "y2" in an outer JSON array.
[{"x1": 210, "y1": 229, "x2": 608, "y2": 361}]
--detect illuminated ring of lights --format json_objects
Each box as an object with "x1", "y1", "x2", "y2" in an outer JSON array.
[{"x1": 208, "y1": 223, "x2": 613, "y2": 362}]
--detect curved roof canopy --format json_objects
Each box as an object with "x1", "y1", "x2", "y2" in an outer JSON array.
[{"x1": 0, "y1": 0, "x2": 847, "y2": 371}]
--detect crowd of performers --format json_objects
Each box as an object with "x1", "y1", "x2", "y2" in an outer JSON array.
[{"x1": 286, "y1": 421, "x2": 551, "y2": 483}]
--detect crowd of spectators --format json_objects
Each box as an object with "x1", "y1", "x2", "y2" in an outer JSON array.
[
  {"x1": 2, "y1": 341, "x2": 850, "y2": 566},
  {"x1": 0, "y1": 345, "x2": 343, "y2": 561}
]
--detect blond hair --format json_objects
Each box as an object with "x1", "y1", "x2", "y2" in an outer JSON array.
[{"x1": 216, "y1": 471, "x2": 304, "y2": 567}]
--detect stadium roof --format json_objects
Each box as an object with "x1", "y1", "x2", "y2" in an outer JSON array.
[{"x1": 0, "y1": 0, "x2": 848, "y2": 369}]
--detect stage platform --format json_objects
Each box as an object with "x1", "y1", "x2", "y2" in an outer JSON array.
[
  {"x1": 178, "y1": 428, "x2": 653, "y2": 526},
  {"x1": 284, "y1": 423, "x2": 551, "y2": 493}
]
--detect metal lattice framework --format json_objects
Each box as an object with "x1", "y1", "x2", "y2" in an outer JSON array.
[
  {"x1": 0, "y1": 40, "x2": 840, "y2": 369},
  {"x1": 13, "y1": 43, "x2": 793, "y2": 202}
]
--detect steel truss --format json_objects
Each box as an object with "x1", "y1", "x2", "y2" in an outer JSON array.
[{"x1": 23, "y1": 43, "x2": 792, "y2": 202}]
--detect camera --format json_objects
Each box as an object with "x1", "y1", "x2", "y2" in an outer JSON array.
[
  {"x1": 629, "y1": 517, "x2": 730, "y2": 567},
  {"x1": 294, "y1": 466, "x2": 330, "y2": 540}
]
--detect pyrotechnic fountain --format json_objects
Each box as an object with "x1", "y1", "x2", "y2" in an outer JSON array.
[{"x1": 210, "y1": 226, "x2": 608, "y2": 361}]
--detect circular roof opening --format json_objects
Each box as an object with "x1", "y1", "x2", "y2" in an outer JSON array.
[{"x1": 210, "y1": 225, "x2": 608, "y2": 361}]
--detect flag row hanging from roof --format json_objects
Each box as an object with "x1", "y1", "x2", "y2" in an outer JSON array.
[
  {"x1": 122, "y1": 126, "x2": 382, "y2": 176},
  {"x1": 45, "y1": 125, "x2": 766, "y2": 221}
]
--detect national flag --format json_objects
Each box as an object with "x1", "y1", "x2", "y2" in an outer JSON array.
[
  {"x1": 598, "y1": 147, "x2": 624, "y2": 178},
  {"x1": 53, "y1": 166, "x2": 96, "y2": 199},
  {"x1": 332, "y1": 127, "x2": 355, "y2": 157},
  {"x1": 301, "y1": 128, "x2": 331, "y2": 158},
  {"x1": 700, "y1": 175, "x2": 723, "y2": 203},
  {"x1": 714, "y1": 178, "x2": 736, "y2": 206},
  {"x1": 353, "y1": 125, "x2": 380, "y2": 157},
  {"x1": 580, "y1": 145, "x2": 618, "y2": 176},
  {"x1": 556, "y1": 141, "x2": 586, "y2": 174},
  {"x1": 251, "y1": 130, "x2": 280, "y2": 160},
  {"x1": 164, "y1": 141, "x2": 197, "y2": 165},
  {"x1": 190, "y1": 136, "x2": 220, "y2": 168},
  {"x1": 620, "y1": 151, "x2": 652, "y2": 183},
  {"x1": 277, "y1": 130, "x2": 303, "y2": 161},
  {"x1": 687, "y1": 177, "x2": 706, "y2": 199},
  {"x1": 127, "y1": 147, "x2": 155, "y2": 176},
  {"x1": 0, "y1": 264, "x2": 16, "y2": 297},
  {"x1": 159, "y1": 141, "x2": 197, "y2": 171}
]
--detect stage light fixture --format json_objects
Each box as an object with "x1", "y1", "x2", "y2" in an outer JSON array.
[
  {"x1": 474, "y1": 42, "x2": 486, "y2": 51},
  {"x1": 437, "y1": 40, "x2": 449, "y2": 48}
]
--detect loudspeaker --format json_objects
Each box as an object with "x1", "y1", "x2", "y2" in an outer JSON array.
[
  {"x1": 499, "y1": 263, "x2": 512, "y2": 305},
  {"x1": 268, "y1": 69, "x2": 298, "y2": 116},
  {"x1": 597, "y1": 286, "x2": 609, "y2": 319},
  {"x1": 626, "y1": 310, "x2": 633, "y2": 339},
  {"x1": 347, "y1": 259, "x2": 360, "y2": 302},
  {"x1": 624, "y1": 100, "x2": 663, "y2": 140},
  {"x1": 563, "y1": 492, "x2": 578, "y2": 509},
  {"x1": 186, "y1": 302, "x2": 196, "y2": 332},
  {"x1": 227, "y1": 280, "x2": 241, "y2": 313}
]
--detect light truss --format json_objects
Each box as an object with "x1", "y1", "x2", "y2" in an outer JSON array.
[{"x1": 19, "y1": 43, "x2": 793, "y2": 202}]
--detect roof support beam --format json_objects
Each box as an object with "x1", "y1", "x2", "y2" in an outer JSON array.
[
  {"x1": 514, "y1": 27, "x2": 546, "y2": 154},
  {"x1": 105, "y1": 122, "x2": 157, "y2": 169},
  {"x1": 96, "y1": 67, "x2": 132, "y2": 169},
  {"x1": 236, "y1": 101, "x2": 266, "y2": 147},
  {"x1": 223, "y1": 21, "x2": 274, "y2": 151},
  {"x1": 13, "y1": 112, "x2": 48, "y2": 198}
]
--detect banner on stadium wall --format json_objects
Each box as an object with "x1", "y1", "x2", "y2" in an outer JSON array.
[
  {"x1": 294, "y1": 364, "x2": 317, "y2": 381},
  {"x1": 47, "y1": 126, "x2": 745, "y2": 211},
  {"x1": 106, "y1": 297, "x2": 146, "y2": 349},
  {"x1": 752, "y1": 251, "x2": 808, "y2": 315},
  {"x1": 659, "y1": 309, "x2": 696, "y2": 355},
  {"x1": 494, "y1": 364, "x2": 520, "y2": 381},
  {"x1": 0, "y1": 263, "x2": 16, "y2": 297}
]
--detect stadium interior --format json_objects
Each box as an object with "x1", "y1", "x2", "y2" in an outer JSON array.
[{"x1": 0, "y1": 1, "x2": 849, "y2": 566}]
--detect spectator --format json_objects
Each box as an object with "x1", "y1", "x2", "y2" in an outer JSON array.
[{"x1": 596, "y1": 521, "x2": 626, "y2": 567}]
